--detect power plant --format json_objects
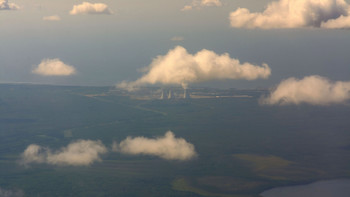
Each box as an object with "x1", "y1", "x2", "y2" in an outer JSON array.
[{"x1": 159, "y1": 88, "x2": 190, "y2": 100}]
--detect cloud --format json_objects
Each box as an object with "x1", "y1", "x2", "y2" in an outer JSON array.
[
  {"x1": 32, "y1": 58, "x2": 76, "y2": 76},
  {"x1": 0, "y1": 0, "x2": 19, "y2": 10},
  {"x1": 0, "y1": 187, "x2": 24, "y2": 197},
  {"x1": 70, "y1": 2, "x2": 112, "y2": 15},
  {"x1": 21, "y1": 144, "x2": 46, "y2": 164},
  {"x1": 117, "y1": 46, "x2": 271, "y2": 91},
  {"x1": 322, "y1": 14, "x2": 350, "y2": 28},
  {"x1": 171, "y1": 36, "x2": 184, "y2": 41},
  {"x1": 42, "y1": 15, "x2": 61, "y2": 21},
  {"x1": 21, "y1": 140, "x2": 108, "y2": 166},
  {"x1": 113, "y1": 131, "x2": 197, "y2": 160},
  {"x1": 229, "y1": 0, "x2": 350, "y2": 29},
  {"x1": 182, "y1": 5, "x2": 193, "y2": 11},
  {"x1": 261, "y1": 75, "x2": 350, "y2": 105},
  {"x1": 182, "y1": 0, "x2": 222, "y2": 11}
]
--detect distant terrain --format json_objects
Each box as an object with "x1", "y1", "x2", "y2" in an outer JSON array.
[{"x1": 1, "y1": 84, "x2": 350, "y2": 197}]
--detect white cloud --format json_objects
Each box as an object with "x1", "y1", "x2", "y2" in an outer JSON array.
[
  {"x1": 181, "y1": 0, "x2": 222, "y2": 11},
  {"x1": 230, "y1": 0, "x2": 350, "y2": 29},
  {"x1": 117, "y1": 46, "x2": 271, "y2": 91},
  {"x1": 42, "y1": 15, "x2": 61, "y2": 21},
  {"x1": 21, "y1": 140, "x2": 108, "y2": 166},
  {"x1": 201, "y1": 0, "x2": 222, "y2": 6},
  {"x1": 321, "y1": 14, "x2": 350, "y2": 28},
  {"x1": 171, "y1": 36, "x2": 184, "y2": 41},
  {"x1": 0, "y1": 0, "x2": 19, "y2": 10},
  {"x1": 21, "y1": 144, "x2": 46, "y2": 165},
  {"x1": 0, "y1": 187, "x2": 24, "y2": 197},
  {"x1": 70, "y1": 2, "x2": 112, "y2": 15},
  {"x1": 182, "y1": 5, "x2": 193, "y2": 11},
  {"x1": 261, "y1": 75, "x2": 350, "y2": 105},
  {"x1": 32, "y1": 59, "x2": 76, "y2": 76},
  {"x1": 114, "y1": 131, "x2": 197, "y2": 160}
]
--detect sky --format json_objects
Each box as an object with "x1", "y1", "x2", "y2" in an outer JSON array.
[{"x1": 1, "y1": 0, "x2": 350, "y2": 89}]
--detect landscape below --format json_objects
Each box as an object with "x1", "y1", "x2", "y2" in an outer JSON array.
[{"x1": 0, "y1": 84, "x2": 350, "y2": 197}]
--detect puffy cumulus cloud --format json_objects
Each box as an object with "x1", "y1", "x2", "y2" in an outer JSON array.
[
  {"x1": 0, "y1": 0, "x2": 19, "y2": 10},
  {"x1": 70, "y1": 2, "x2": 112, "y2": 15},
  {"x1": 117, "y1": 46, "x2": 271, "y2": 91},
  {"x1": 32, "y1": 59, "x2": 76, "y2": 76},
  {"x1": 182, "y1": 0, "x2": 222, "y2": 11},
  {"x1": 21, "y1": 140, "x2": 108, "y2": 166},
  {"x1": 114, "y1": 131, "x2": 197, "y2": 160},
  {"x1": 261, "y1": 75, "x2": 350, "y2": 105},
  {"x1": 42, "y1": 15, "x2": 61, "y2": 21},
  {"x1": 230, "y1": 0, "x2": 350, "y2": 29},
  {"x1": 0, "y1": 187, "x2": 24, "y2": 197}
]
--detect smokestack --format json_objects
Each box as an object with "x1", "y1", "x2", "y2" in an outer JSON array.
[
  {"x1": 183, "y1": 88, "x2": 190, "y2": 99},
  {"x1": 160, "y1": 90, "x2": 165, "y2": 100}
]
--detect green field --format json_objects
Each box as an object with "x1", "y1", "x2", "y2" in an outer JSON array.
[{"x1": 1, "y1": 84, "x2": 350, "y2": 196}]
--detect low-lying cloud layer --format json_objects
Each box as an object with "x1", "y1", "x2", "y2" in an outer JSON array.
[
  {"x1": 230, "y1": 0, "x2": 350, "y2": 29},
  {"x1": 117, "y1": 46, "x2": 271, "y2": 91},
  {"x1": 21, "y1": 140, "x2": 108, "y2": 166},
  {"x1": 114, "y1": 131, "x2": 197, "y2": 160},
  {"x1": 70, "y1": 2, "x2": 112, "y2": 15},
  {"x1": 261, "y1": 75, "x2": 350, "y2": 105},
  {"x1": 32, "y1": 58, "x2": 76, "y2": 76},
  {"x1": 182, "y1": 0, "x2": 222, "y2": 11},
  {"x1": 42, "y1": 15, "x2": 61, "y2": 21},
  {"x1": 0, "y1": 0, "x2": 19, "y2": 10}
]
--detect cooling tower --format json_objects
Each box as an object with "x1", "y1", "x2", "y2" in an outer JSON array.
[
  {"x1": 168, "y1": 90, "x2": 174, "y2": 99},
  {"x1": 160, "y1": 90, "x2": 165, "y2": 100},
  {"x1": 183, "y1": 88, "x2": 190, "y2": 99}
]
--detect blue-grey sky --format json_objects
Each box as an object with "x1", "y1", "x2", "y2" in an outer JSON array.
[{"x1": 1, "y1": 0, "x2": 350, "y2": 88}]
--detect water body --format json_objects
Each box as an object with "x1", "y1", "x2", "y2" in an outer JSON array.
[{"x1": 261, "y1": 179, "x2": 350, "y2": 197}]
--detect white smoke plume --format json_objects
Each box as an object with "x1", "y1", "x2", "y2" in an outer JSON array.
[
  {"x1": 182, "y1": 0, "x2": 222, "y2": 11},
  {"x1": 113, "y1": 131, "x2": 197, "y2": 161},
  {"x1": 32, "y1": 58, "x2": 76, "y2": 76},
  {"x1": 70, "y1": 2, "x2": 112, "y2": 15},
  {"x1": 261, "y1": 75, "x2": 350, "y2": 105},
  {"x1": 117, "y1": 46, "x2": 271, "y2": 91},
  {"x1": 21, "y1": 140, "x2": 108, "y2": 166},
  {"x1": 0, "y1": 187, "x2": 24, "y2": 197},
  {"x1": 230, "y1": 0, "x2": 350, "y2": 29},
  {"x1": 42, "y1": 15, "x2": 61, "y2": 21}
]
